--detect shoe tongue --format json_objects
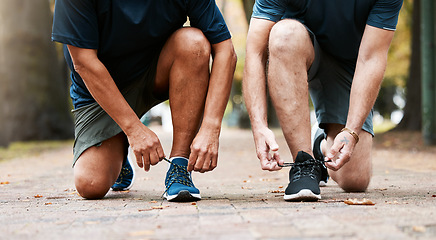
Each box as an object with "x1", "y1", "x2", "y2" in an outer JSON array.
[
  {"x1": 171, "y1": 157, "x2": 188, "y2": 166},
  {"x1": 295, "y1": 151, "x2": 314, "y2": 163}
]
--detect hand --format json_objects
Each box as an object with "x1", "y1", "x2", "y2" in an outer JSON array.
[
  {"x1": 187, "y1": 128, "x2": 220, "y2": 173},
  {"x1": 127, "y1": 123, "x2": 165, "y2": 172},
  {"x1": 325, "y1": 131, "x2": 357, "y2": 171},
  {"x1": 254, "y1": 127, "x2": 284, "y2": 171}
]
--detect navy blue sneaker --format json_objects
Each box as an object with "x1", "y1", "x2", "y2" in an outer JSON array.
[
  {"x1": 312, "y1": 125, "x2": 329, "y2": 186},
  {"x1": 111, "y1": 157, "x2": 135, "y2": 191},
  {"x1": 164, "y1": 157, "x2": 201, "y2": 202},
  {"x1": 284, "y1": 151, "x2": 323, "y2": 201}
]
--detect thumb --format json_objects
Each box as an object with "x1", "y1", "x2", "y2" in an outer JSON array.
[
  {"x1": 326, "y1": 141, "x2": 342, "y2": 160},
  {"x1": 266, "y1": 138, "x2": 279, "y2": 152}
]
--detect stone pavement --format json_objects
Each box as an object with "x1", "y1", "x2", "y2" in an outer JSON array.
[{"x1": 1, "y1": 127, "x2": 436, "y2": 240}]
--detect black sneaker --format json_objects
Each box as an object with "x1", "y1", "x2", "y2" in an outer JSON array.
[
  {"x1": 312, "y1": 126, "x2": 329, "y2": 186},
  {"x1": 284, "y1": 151, "x2": 323, "y2": 201}
]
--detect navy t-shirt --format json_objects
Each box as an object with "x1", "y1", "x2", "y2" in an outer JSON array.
[
  {"x1": 252, "y1": 0, "x2": 403, "y2": 71},
  {"x1": 52, "y1": 0, "x2": 231, "y2": 108}
]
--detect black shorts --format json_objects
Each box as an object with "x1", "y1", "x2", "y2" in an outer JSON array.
[{"x1": 306, "y1": 28, "x2": 374, "y2": 136}]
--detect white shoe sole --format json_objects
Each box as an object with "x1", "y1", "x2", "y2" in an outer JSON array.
[
  {"x1": 284, "y1": 189, "x2": 321, "y2": 202},
  {"x1": 164, "y1": 190, "x2": 201, "y2": 202}
]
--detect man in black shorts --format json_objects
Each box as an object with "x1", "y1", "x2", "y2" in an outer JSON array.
[
  {"x1": 243, "y1": 0, "x2": 403, "y2": 201},
  {"x1": 52, "y1": 0, "x2": 237, "y2": 201}
]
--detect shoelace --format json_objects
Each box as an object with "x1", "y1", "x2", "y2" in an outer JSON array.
[
  {"x1": 162, "y1": 158, "x2": 194, "y2": 196},
  {"x1": 281, "y1": 159, "x2": 329, "y2": 181},
  {"x1": 278, "y1": 159, "x2": 331, "y2": 167}
]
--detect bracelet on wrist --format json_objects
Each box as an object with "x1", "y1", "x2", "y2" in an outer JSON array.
[{"x1": 341, "y1": 127, "x2": 359, "y2": 143}]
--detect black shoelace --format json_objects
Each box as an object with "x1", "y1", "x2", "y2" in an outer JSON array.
[
  {"x1": 162, "y1": 158, "x2": 194, "y2": 196},
  {"x1": 278, "y1": 159, "x2": 331, "y2": 167},
  {"x1": 280, "y1": 159, "x2": 330, "y2": 181}
]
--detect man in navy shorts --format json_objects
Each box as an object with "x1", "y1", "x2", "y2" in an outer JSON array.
[
  {"x1": 243, "y1": 0, "x2": 403, "y2": 201},
  {"x1": 52, "y1": 0, "x2": 237, "y2": 201}
]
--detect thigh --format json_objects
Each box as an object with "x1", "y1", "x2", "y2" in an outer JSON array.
[{"x1": 153, "y1": 27, "x2": 210, "y2": 97}]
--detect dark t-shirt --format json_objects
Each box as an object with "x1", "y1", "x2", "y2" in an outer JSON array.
[
  {"x1": 52, "y1": 0, "x2": 231, "y2": 108},
  {"x1": 252, "y1": 0, "x2": 403, "y2": 70}
]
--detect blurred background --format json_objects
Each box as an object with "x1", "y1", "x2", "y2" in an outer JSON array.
[{"x1": 0, "y1": 0, "x2": 433, "y2": 152}]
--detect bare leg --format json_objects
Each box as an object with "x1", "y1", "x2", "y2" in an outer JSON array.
[
  {"x1": 322, "y1": 123, "x2": 372, "y2": 191},
  {"x1": 267, "y1": 19, "x2": 315, "y2": 160},
  {"x1": 153, "y1": 28, "x2": 211, "y2": 159},
  {"x1": 74, "y1": 133, "x2": 127, "y2": 199}
]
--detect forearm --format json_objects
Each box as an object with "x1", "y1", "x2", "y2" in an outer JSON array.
[
  {"x1": 201, "y1": 40, "x2": 237, "y2": 132},
  {"x1": 346, "y1": 56, "x2": 387, "y2": 134},
  {"x1": 68, "y1": 47, "x2": 141, "y2": 135},
  {"x1": 243, "y1": 53, "x2": 269, "y2": 131},
  {"x1": 346, "y1": 25, "x2": 394, "y2": 134}
]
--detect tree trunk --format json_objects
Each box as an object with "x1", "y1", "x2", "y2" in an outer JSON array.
[
  {"x1": 0, "y1": 0, "x2": 73, "y2": 146},
  {"x1": 396, "y1": 0, "x2": 422, "y2": 131}
]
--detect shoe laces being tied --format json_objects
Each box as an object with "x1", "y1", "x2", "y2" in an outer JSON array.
[
  {"x1": 280, "y1": 158, "x2": 329, "y2": 182},
  {"x1": 162, "y1": 158, "x2": 195, "y2": 194}
]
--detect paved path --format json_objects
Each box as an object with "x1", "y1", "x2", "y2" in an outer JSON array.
[{"x1": 1, "y1": 127, "x2": 436, "y2": 239}]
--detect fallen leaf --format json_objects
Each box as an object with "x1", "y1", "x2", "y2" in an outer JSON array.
[
  {"x1": 1, "y1": 181, "x2": 10, "y2": 185},
  {"x1": 149, "y1": 200, "x2": 158, "y2": 203},
  {"x1": 432, "y1": 195, "x2": 436, "y2": 197},
  {"x1": 278, "y1": 186, "x2": 284, "y2": 189},
  {"x1": 129, "y1": 230, "x2": 154, "y2": 237},
  {"x1": 191, "y1": 202, "x2": 197, "y2": 205},
  {"x1": 34, "y1": 195, "x2": 43, "y2": 198},
  {"x1": 412, "y1": 226, "x2": 426, "y2": 233},
  {"x1": 85, "y1": 221, "x2": 99, "y2": 225},
  {"x1": 138, "y1": 208, "x2": 153, "y2": 212},
  {"x1": 269, "y1": 190, "x2": 285, "y2": 193},
  {"x1": 152, "y1": 205, "x2": 169, "y2": 209},
  {"x1": 44, "y1": 202, "x2": 52, "y2": 205},
  {"x1": 344, "y1": 198, "x2": 375, "y2": 205}
]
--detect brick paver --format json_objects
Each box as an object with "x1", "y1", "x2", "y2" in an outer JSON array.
[{"x1": 1, "y1": 127, "x2": 436, "y2": 239}]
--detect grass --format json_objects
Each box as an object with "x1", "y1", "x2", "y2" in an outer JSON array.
[
  {"x1": 0, "y1": 140, "x2": 73, "y2": 162},
  {"x1": 373, "y1": 120, "x2": 397, "y2": 134}
]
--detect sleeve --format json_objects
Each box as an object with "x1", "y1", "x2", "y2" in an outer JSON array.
[
  {"x1": 251, "y1": 0, "x2": 287, "y2": 23},
  {"x1": 186, "y1": 0, "x2": 231, "y2": 44},
  {"x1": 367, "y1": 0, "x2": 403, "y2": 31},
  {"x1": 51, "y1": 0, "x2": 99, "y2": 49}
]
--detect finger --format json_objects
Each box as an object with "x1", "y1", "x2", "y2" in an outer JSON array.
[
  {"x1": 149, "y1": 149, "x2": 159, "y2": 166},
  {"x1": 143, "y1": 153, "x2": 151, "y2": 172},
  {"x1": 187, "y1": 151, "x2": 198, "y2": 172},
  {"x1": 325, "y1": 159, "x2": 339, "y2": 171},
  {"x1": 326, "y1": 141, "x2": 342, "y2": 160},
  {"x1": 260, "y1": 158, "x2": 278, "y2": 171},
  {"x1": 134, "y1": 151, "x2": 143, "y2": 168},
  {"x1": 272, "y1": 151, "x2": 284, "y2": 166},
  {"x1": 194, "y1": 152, "x2": 206, "y2": 172},
  {"x1": 266, "y1": 138, "x2": 279, "y2": 152},
  {"x1": 156, "y1": 142, "x2": 165, "y2": 161},
  {"x1": 210, "y1": 154, "x2": 218, "y2": 171},
  {"x1": 201, "y1": 154, "x2": 212, "y2": 173}
]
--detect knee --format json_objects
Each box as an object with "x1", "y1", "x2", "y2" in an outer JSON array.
[
  {"x1": 175, "y1": 28, "x2": 211, "y2": 63},
  {"x1": 75, "y1": 174, "x2": 111, "y2": 199},
  {"x1": 269, "y1": 19, "x2": 310, "y2": 56},
  {"x1": 334, "y1": 172, "x2": 371, "y2": 192}
]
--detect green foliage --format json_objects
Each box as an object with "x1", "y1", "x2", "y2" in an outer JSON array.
[
  {"x1": 0, "y1": 140, "x2": 72, "y2": 162},
  {"x1": 384, "y1": 0, "x2": 413, "y2": 88}
]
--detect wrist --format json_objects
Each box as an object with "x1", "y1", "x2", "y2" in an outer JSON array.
[{"x1": 341, "y1": 127, "x2": 359, "y2": 143}]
